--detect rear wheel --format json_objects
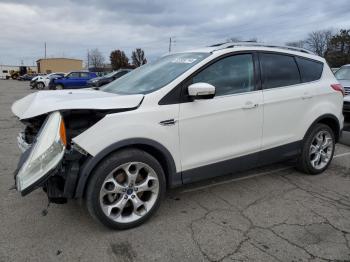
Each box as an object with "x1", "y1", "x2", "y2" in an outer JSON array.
[
  {"x1": 296, "y1": 123, "x2": 335, "y2": 174},
  {"x1": 86, "y1": 149, "x2": 166, "y2": 229}
]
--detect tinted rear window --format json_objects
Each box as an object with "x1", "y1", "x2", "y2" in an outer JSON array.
[
  {"x1": 296, "y1": 57, "x2": 323, "y2": 82},
  {"x1": 260, "y1": 53, "x2": 301, "y2": 89}
]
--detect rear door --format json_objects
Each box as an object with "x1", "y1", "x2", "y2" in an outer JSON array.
[
  {"x1": 78, "y1": 72, "x2": 91, "y2": 87},
  {"x1": 259, "y1": 52, "x2": 321, "y2": 161}
]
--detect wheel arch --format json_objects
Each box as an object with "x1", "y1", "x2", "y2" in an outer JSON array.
[
  {"x1": 305, "y1": 114, "x2": 341, "y2": 142},
  {"x1": 74, "y1": 138, "x2": 180, "y2": 198}
]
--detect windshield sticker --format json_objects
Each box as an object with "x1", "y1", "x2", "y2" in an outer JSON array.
[{"x1": 171, "y1": 58, "x2": 197, "y2": 64}]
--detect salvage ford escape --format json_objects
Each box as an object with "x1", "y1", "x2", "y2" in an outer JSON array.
[{"x1": 12, "y1": 43, "x2": 344, "y2": 229}]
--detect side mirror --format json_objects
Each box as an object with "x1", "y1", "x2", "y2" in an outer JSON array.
[{"x1": 188, "y1": 83, "x2": 215, "y2": 99}]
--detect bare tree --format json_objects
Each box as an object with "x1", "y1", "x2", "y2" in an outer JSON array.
[
  {"x1": 306, "y1": 30, "x2": 333, "y2": 56},
  {"x1": 131, "y1": 48, "x2": 147, "y2": 67},
  {"x1": 285, "y1": 40, "x2": 307, "y2": 49},
  {"x1": 227, "y1": 36, "x2": 242, "y2": 42},
  {"x1": 87, "y1": 48, "x2": 105, "y2": 69}
]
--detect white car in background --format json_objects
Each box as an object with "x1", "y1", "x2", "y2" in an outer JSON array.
[
  {"x1": 334, "y1": 65, "x2": 350, "y2": 117},
  {"x1": 31, "y1": 72, "x2": 65, "y2": 89},
  {"x1": 12, "y1": 42, "x2": 344, "y2": 229}
]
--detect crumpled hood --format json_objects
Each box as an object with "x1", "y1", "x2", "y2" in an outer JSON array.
[{"x1": 12, "y1": 89, "x2": 144, "y2": 120}]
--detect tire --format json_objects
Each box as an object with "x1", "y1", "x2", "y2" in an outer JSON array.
[
  {"x1": 55, "y1": 84, "x2": 64, "y2": 90},
  {"x1": 37, "y1": 82, "x2": 45, "y2": 89},
  {"x1": 86, "y1": 148, "x2": 166, "y2": 230},
  {"x1": 296, "y1": 123, "x2": 335, "y2": 175}
]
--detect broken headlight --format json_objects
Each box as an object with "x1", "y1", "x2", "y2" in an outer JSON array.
[{"x1": 16, "y1": 111, "x2": 67, "y2": 194}]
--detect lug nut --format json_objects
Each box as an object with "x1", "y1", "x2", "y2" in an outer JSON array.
[
  {"x1": 131, "y1": 195, "x2": 135, "y2": 199},
  {"x1": 124, "y1": 195, "x2": 128, "y2": 199},
  {"x1": 134, "y1": 188, "x2": 138, "y2": 192}
]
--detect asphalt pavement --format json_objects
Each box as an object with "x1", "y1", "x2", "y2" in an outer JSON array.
[{"x1": 1, "y1": 80, "x2": 350, "y2": 262}]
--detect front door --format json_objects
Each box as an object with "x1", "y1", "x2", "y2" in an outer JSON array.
[
  {"x1": 65, "y1": 72, "x2": 80, "y2": 88},
  {"x1": 179, "y1": 53, "x2": 263, "y2": 183}
]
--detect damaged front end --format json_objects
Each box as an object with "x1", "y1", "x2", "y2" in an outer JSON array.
[
  {"x1": 11, "y1": 89, "x2": 144, "y2": 203},
  {"x1": 14, "y1": 110, "x2": 108, "y2": 203}
]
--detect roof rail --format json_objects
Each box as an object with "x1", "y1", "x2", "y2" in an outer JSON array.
[{"x1": 209, "y1": 42, "x2": 315, "y2": 55}]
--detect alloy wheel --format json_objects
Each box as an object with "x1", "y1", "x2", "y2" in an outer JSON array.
[
  {"x1": 309, "y1": 130, "x2": 334, "y2": 170},
  {"x1": 99, "y1": 162, "x2": 160, "y2": 223}
]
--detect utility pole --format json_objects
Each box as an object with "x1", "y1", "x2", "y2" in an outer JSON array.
[
  {"x1": 87, "y1": 49, "x2": 90, "y2": 69},
  {"x1": 169, "y1": 37, "x2": 172, "y2": 53},
  {"x1": 44, "y1": 42, "x2": 47, "y2": 59},
  {"x1": 169, "y1": 37, "x2": 176, "y2": 53}
]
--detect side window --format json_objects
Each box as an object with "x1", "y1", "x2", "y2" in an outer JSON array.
[
  {"x1": 296, "y1": 57, "x2": 323, "y2": 83},
  {"x1": 118, "y1": 71, "x2": 129, "y2": 77},
  {"x1": 68, "y1": 72, "x2": 79, "y2": 78},
  {"x1": 192, "y1": 54, "x2": 255, "y2": 96},
  {"x1": 2, "y1": 70, "x2": 8, "y2": 73},
  {"x1": 80, "y1": 72, "x2": 89, "y2": 78},
  {"x1": 260, "y1": 53, "x2": 300, "y2": 89}
]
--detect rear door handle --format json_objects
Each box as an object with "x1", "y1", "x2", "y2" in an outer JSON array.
[
  {"x1": 242, "y1": 101, "x2": 259, "y2": 109},
  {"x1": 302, "y1": 93, "x2": 313, "y2": 100}
]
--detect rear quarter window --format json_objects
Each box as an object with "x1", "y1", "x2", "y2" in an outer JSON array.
[{"x1": 295, "y1": 57, "x2": 323, "y2": 83}]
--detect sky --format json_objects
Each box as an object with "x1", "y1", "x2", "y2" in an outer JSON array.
[{"x1": 0, "y1": 0, "x2": 350, "y2": 66}]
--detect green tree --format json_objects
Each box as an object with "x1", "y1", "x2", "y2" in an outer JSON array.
[
  {"x1": 325, "y1": 29, "x2": 350, "y2": 67},
  {"x1": 110, "y1": 50, "x2": 129, "y2": 70}
]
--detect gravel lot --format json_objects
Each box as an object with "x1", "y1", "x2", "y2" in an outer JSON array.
[{"x1": 1, "y1": 80, "x2": 350, "y2": 262}]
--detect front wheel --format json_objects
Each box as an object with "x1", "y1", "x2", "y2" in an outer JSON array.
[
  {"x1": 296, "y1": 123, "x2": 335, "y2": 175},
  {"x1": 86, "y1": 149, "x2": 166, "y2": 229},
  {"x1": 37, "y1": 82, "x2": 45, "y2": 89},
  {"x1": 55, "y1": 84, "x2": 64, "y2": 90}
]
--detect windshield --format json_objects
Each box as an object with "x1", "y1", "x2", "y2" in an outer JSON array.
[
  {"x1": 101, "y1": 52, "x2": 210, "y2": 94},
  {"x1": 335, "y1": 67, "x2": 350, "y2": 80},
  {"x1": 104, "y1": 71, "x2": 118, "y2": 78}
]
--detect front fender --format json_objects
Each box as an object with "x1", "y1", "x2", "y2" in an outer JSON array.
[{"x1": 74, "y1": 138, "x2": 180, "y2": 198}]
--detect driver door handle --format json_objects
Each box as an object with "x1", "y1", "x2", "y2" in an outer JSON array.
[{"x1": 242, "y1": 101, "x2": 259, "y2": 109}]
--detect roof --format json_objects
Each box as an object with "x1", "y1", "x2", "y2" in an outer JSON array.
[
  {"x1": 181, "y1": 42, "x2": 321, "y2": 61},
  {"x1": 208, "y1": 42, "x2": 315, "y2": 55},
  {"x1": 36, "y1": 58, "x2": 83, "y2": 62}
]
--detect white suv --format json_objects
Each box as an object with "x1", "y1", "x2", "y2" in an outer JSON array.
[
  {"x1": 12, "y1": 43, "x2": 344, "y2": 229},
  {"x1": 31, "y1": 72, "x2": 65, "y2": 89}
]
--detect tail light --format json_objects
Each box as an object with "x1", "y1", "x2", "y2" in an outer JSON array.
[{"x1": 331, "y1": 84, "x2": 345, "y2": 96}]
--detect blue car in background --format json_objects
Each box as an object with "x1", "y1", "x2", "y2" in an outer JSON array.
[{"x1": 49, "y1": 71, "x2": 97, "y2": 89}]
